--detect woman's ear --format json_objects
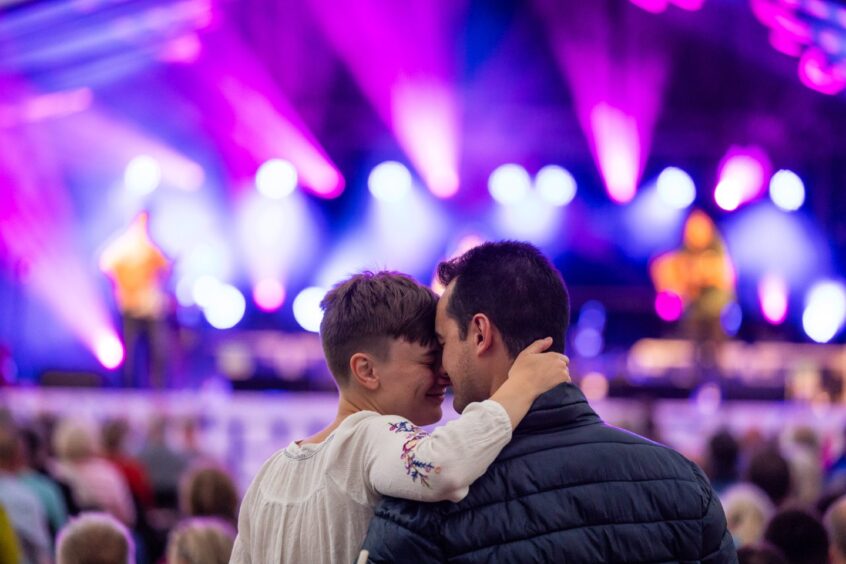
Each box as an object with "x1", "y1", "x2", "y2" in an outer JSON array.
[
  {"x1": 349, "y1": 352, "x2": 379, "y2": 391},
  {"x1": 471, "y1": 314, "x2": 494, "y2": 355}
]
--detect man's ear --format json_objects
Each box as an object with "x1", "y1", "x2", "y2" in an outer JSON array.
[
  {"x1": 470, "y1": 314, "x2": 494, "y2": 356},
  {"x1": 349, "y1": 353, "x2": 380, "y2": 391}
]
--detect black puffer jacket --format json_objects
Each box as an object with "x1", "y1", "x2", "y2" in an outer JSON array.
[{"x1": 362, "y1": 384, "x2": 737, "y2": 563}]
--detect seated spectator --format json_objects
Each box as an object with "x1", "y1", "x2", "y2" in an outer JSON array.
[
  {"x1": 13, "y1": 424, "x2": 69, "y2": 537},
  {"x1": 764, "y1": 507, "x2": 828, "y2": 564},
  {"x1": 178, "y1": 464, "x2": 238, "y2": 525},
  {"x1": 737, "y1": 542, "x2": 788, "y2": 564},
  {"x1": 781, "y1": 426, "x2": 823, "y2": 507},
  {"x1": 721, "y1": 483, "x2": 775, "y2": 547},
  {"x1": 707, "y1": 428, "x2": 740, "y2": 495},
  {"x1": 0, "y1": 423, "x2": 51, "y2": 564},
  {"x1": 56, "y1": 512, "x2": 134, "y2": 564},
  {"x1": 19, "y1": 425, "x2": 79, "y2": 517},
  {"x1": 166, "y1": 517, "x2": 235, "y2": 564},
  {"x1": 746, "y1": 448, "x2": 792, "y2": 508},
  {"x1": 137, "y1": 417, "x2": 188, "y2": 509},
  {"x1": 825, "y1": 495, "x2": 846, "y2": 564},
  {"x1": 102, "y1": 419, "x2": 154, "y2": 510},
  {"x1": 51, "y1": 418, "x2": 135, "y2": 526}
]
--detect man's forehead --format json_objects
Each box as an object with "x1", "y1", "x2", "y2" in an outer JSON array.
[{"x1": 436, "y1": 281, "x2": 455, "y2": 313}]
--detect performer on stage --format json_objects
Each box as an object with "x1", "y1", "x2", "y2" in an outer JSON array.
[
  {"x1": 100, "y1": 212, "x2": 171, "y2": 387},
  {"x1": 650, "y1": 209, "x2": 736, "y2": 375}
]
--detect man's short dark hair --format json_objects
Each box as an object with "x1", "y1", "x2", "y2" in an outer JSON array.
[
  {"x1": 320, "y1": 271, "x2": 438, "y2": 385},
  {"x1": 437, "y1": 241, "x2": 570, "y2": 357}
]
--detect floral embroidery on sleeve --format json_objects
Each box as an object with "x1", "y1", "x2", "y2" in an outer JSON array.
[{"x1": 388, "y1": 421, "x2": 442, "y2": 488}]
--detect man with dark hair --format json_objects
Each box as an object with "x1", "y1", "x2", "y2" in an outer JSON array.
[
  {"x1": 362, "y1": 241, "x2": 736, "y2": 563},
  {"x1": 232, "y1": 271, "x2": 569, "y2": 563}
]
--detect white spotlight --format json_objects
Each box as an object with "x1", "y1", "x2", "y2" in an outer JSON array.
[
  {"x1": 769, "y1": 170, "x2": 805, "y2": 211},
  {"x1": 488, "y1": 164, "x2": 531, "y2": 205},
  {"x1": 535, "y1": 165, "x2": 577, "y2": 206},
  {"x1": 125, "y1": 155, "x2": 162, "y2": 195},
  {"x1": 256, "y1": 159, "x2": 298, "y2": 199},
  {"x1": 202, "y1": 283, "x2": 246, "y2": 330},
  {"x1": 368, "y1": 161, "x2": 413, "y2": 202},
  {"x1": 293, "y1": 287, "x2": 326, "y2": 333},
  {"x1": 802, "y1": 280, "x2": 846, "y2": 343},
  {"x1": 656, "y1": 167, "x2": 696, "y2": 209}
]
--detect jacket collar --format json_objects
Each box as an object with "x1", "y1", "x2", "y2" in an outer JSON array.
[{"x1": 514, "y1": 383, "x2": 601, "y2": 434}]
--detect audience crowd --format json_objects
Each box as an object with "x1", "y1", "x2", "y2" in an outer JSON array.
[{"x1": 0, "y1": 404, "x2": 844, "y2": 563}]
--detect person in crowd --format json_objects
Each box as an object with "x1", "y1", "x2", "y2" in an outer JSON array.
[
  {"x1": 166, "y1": 517, "x2": 235, "y2": 564},
  {"x1": 102, "y1": 418, "x2": 154, "y2": 511},
  {"x1": 781, "y1": 426, "x2": 823, "y2": 507},
  {"x1": 707, "y1": 428, "x2": 740, "y2": 495},
  {"x1": 362, "y1": 241, "x2": 735, "y2": 562},
  {"x1": 231, "y1": 270, "x2": 570, "y2": 563},
  {"x1": 763, "y1": 507, "x2": 828, "y2": 564},
  {"x1": 51, "y1": 418, "x2": 135, "y2": 526},
  {"x1": 56, "y1": 512, "x2": 134, "y2": 564},
  {"x1": 721, "y1": 483, "x2": 776, "y2": 548},
  {"x1": 746, "y1": 448, "x2": 792, "y2": 508},
  {"x1": 137, "y1": 416, "x2": 189, "y2": 509},
  {"x1": 0, "y1": 423, "x2": 51, "y2": 564},
  {"x1": 178, "y1": 464, "x2": 239, "y2": 525},
  {"x1": 0, "y1": 503, "x2": 22, "y2": 564},
  {"x1": 20, "y1": 425, "x2": 79, "y2": 518},
  {"x1": 736, "y1": 542, "x2": 788, "y2": 564},
  {"x1": 825, "y1": 495, "x2": 846, "y2": 564}
]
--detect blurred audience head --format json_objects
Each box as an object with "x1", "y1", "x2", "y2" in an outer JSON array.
[
  {"x1": 825, "y1": 496, "x2": 846, "y2": 564},
  {"x1": 179, "y1": 464, "x2": 239, "y2": 523},
  {"x1": 737, "y1": 542, "x2": 788, "y2": 564},
  {"x1": 56, "y1": 512, "x2": 134, "y2": 564},
  {"x1": 707, "y1": 428, "x2": 739, "y2": 485},
  {"x1": 0, "y1": 422, "x2": 21, "y2": 471},
  {"x1": 53, "y1": 419, "x2": 100, "y2": 462},
  {"x1": 722, "y1": 483, "x2": 775, "y2": 547},
  {"x1": 101, "y1": 419, "x2": 131, "y2": 456},
  {"x1": 746, "y1": 448, "x2": 792, "y2": 507},
  {"x1": 166, "y1": 517, "x2": 235, "y2": 564},
  {"x1": 763, "y1": 507, "x2": 828, "y2": 564}
]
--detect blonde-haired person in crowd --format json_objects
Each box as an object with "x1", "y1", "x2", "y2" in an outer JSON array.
[
  {"x1": 51, "y1": 418, "x2": 135, "y2": 526},
  {"x1": 721, "y1": 483, "x2": 776, "y2": 547},
  {"x1": 56, "y1": 512, "x2": 134, "y2": 564},
  {"x1": 167, "y1": 517, "x2": 235, "y2": 564},
  {"x1": 231, "y1": 271, "x2": 570, "y2": 563}
]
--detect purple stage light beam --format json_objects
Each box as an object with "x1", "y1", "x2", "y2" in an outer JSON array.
[
  {"x1": 308, "y1": 0, "x2": 462, "y2": 198},
  {"x1": 0, "y1": 115, "x2": 122, "y2": 370},
  {"x1": 184, "y1": 31, "x2": 344, "y2": 198},
  {"x1": 536, "y1": 0, "x2": 668, "y2": 204}
]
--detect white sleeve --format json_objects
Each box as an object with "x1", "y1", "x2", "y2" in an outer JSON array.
[
  {"x1": 362, "y1": 399, "x2": 512, "y2": 503},
  {"x1": 229, "y1": 490, "x2": 253, "y2": 564},
  {"x1": 230, "y1": 458, "x2": 267, "y2": 564}
]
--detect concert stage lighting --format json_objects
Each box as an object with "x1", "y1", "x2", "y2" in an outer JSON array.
[
  {"x1": 535, "y1": 165, "x2": 577, "y2": 207},
  {"x1": 769, "y1": 170, "x2": 805, "y2": 211},
  {"x1": 368, "y1": 161, "x2": 413, "y2": 202},
  {"x1": 253, "y1": 279, "x2": 286, "y2": 312},
  {"x1": 293, "y1": 287, "x2": 326, "y2": 333},
  {"x1": 488, "y1": 164, "x2": 530, "y2": 205},
  {"x1": 656, "y1": 167, "x2": 696, "y2": 210},
  {"x1": 256, "y1": 159, "x2": 298, "y2": 199}
]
